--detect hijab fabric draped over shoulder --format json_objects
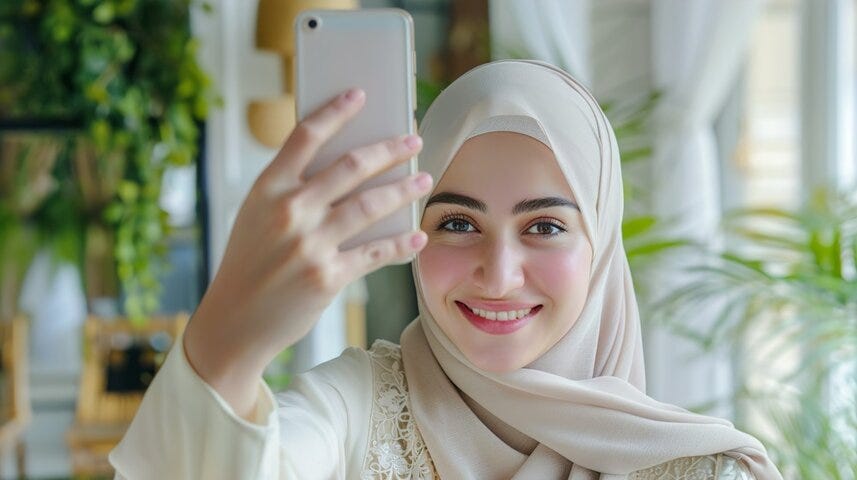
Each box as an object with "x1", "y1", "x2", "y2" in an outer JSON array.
[{"x1": 399, "y1": 60, "x2": 782, "y2": 480}]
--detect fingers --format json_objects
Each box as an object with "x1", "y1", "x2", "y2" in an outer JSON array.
[
  {"x1": 264, "y1": 88, "x2": 366, "y2": 182},
  {"x1": 303, "y1": 133, "x2": 422, "y2": 205},
  {"x1": 320, "y1": 171, "x2": 433, "y2": 243},
  {"x1": 339, "y1": 229, "x2": 428, "y2": 279}
]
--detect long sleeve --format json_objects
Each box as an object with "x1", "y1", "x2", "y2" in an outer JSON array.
[{"x1": 109, "y1": 335, "x2": 373, "y2": 479}]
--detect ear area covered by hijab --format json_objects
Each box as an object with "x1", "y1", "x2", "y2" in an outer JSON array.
[{"x1": 399, "y1": 60, "x2": 783, "y2": 479}]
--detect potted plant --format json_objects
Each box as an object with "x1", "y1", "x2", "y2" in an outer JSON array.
[
  {"x1": 656, "y1": 187, "x2": 857, "y2": 478},
  {"x1": 0, "y1": 0, "x2": 214, "y2": 323}
]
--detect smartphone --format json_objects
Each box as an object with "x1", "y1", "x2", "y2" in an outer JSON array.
[{"x1": 294, "y1": 9, "x2": 418, "y2": 256}]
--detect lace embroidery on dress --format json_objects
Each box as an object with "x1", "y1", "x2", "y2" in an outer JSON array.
[
  {"x1": 629, "y1": 454, "x2": 756, "y2": 480},
  {"x1": 359, "y1": 340, "x2": 754, "y2": 480},
  {"x1": 361, "y1": 340, "x2": 438, "y2": 480}
]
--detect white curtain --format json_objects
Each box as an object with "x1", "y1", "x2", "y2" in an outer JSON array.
[
  {"x1": 646, "y1": 0, "x2": 763, "y2": 415},
  {"x1": 800, "y1": 0, "x2": 856, "y2": 193},
  {"x1": 489, "y1": 0, "x2": 592, "y2": 87},
  {"x1": 489, "y1": 0, "x2": 763, "y2": 415}
]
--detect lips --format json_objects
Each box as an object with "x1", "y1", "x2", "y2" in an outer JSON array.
[
  {"x1": 461, "y1": 300, "x2": 541, "y2": 311},
  {"x1": 455, "y1": 301, "x2": 542, "y2": 335}
]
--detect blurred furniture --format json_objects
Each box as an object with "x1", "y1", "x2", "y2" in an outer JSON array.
[
  {"x1": 66, "y1": 313, "x2": 188, "y2": 477},
  {"x1": 0, "y1": 316, "x2": 31, "y2": 479}
]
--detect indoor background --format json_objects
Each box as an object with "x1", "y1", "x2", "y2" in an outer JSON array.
[{"x1": 0, "y1": 0, "x2": 854, "y2": 478}]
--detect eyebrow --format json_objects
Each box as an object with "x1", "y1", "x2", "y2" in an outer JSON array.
[{"x1": 425, "y1": 192, "x2": 579, "y2": 214}]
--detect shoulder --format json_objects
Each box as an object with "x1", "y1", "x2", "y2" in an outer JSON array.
[
  {"x1": 297, "y1": 345, "x2": 374, "y2": 387},
  {"x1": 274, "y1": 345, "x2": 376, "y2": 469},
  {"x1": 298, "y1": 340, "x2": 403, "y2": 393},
  {"x1": 276, "y1": 345, "x2": 374, "y2": 419},
  {"x1": 297, "y1": 339, "x2": 403, "y2": 386},
  {"x1": 630, "y1": 454, "x2": 755, "y2": 480},
  {"x1": 366, "y1": 339, "x2": 403, "y2": 370}
]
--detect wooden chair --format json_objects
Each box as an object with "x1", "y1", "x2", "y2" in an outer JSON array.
[
  {"x1": 0, "y1": 316, "x2": 30, "y2": 479},
  {"x1": 66, "y1": 313, "x2": 187, "y2": 477}
]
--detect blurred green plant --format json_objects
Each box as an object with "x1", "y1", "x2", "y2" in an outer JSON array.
[
  {"x1": 655, "y1": 188, "x2": 857, "y2": 478},
  {"x1": 599, "y1": 91, "x2": 691, "y2": 280},
  {"x1": 416, "y1": 78, "x2": 444, "y2": 121},
  {"x1": 263, "y1": 347, "x2": 294, "y2": 391},
  {"x1": 0, "y1": 133, "x2": 64, "y2": 318},
  {"x1": 0, "y1": 0, "x2": 214, "y2": 323}
]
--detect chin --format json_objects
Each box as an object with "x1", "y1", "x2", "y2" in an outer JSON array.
[{"x1": 464, "y1": 346, "x2": 527, "y2": 374}]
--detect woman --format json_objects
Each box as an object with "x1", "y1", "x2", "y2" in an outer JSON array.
[{"x1": 110, "y1": 60, "x2": 782, "y2": 479}]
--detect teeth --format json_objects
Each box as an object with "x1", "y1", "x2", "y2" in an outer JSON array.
[{"x1": 471, "y1": 306, "x2": 533, "y2": 321}]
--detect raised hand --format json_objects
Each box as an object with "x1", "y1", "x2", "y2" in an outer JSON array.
[{"x1": 183, "y1": 88, "x2": 431, "y2": 417}]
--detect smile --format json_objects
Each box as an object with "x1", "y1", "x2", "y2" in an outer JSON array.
[
  {"x1": 455, "y1": 301, "x2": 542, "y2": 335},
  {"x1": 471, "y1": 306, "x2": 532, "y2": 321}
]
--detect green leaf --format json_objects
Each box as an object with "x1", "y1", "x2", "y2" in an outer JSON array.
[
  {"x1": 625, "y1": 239, "x2": 687, "y2": 258},
  {"x1": 92, "y1": 2, "x2": 115, "y2": 24},
  {"x1": 117, "y1": 180, "x2": 139, "y2": 203},
  {"x1": 622, "y1": 216, "x2": 656, "y2": 238}
]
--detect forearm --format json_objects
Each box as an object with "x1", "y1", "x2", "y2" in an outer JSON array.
[
  {"x1": 182, "y1": 302, "x2": 274, "y2": 421},
  {"x1": 110, "y1": 336, "x2": 281, "y2": 479}
]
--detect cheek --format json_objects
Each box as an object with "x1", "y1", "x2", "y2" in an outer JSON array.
[
  {"x1": 529, "y1": 246, "x2": 591, "y2": 303},
  {"x1": 417, "y1": 243, "x2": 474, "y2": 303}
]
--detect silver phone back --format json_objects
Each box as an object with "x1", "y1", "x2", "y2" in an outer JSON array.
[{"x1": 295, "y1": 9, "x2": 417, "y2": 253}]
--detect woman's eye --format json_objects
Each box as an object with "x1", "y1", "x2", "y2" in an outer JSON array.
[
  {"x1": 526, "y1": 222, "x2": 565, "y2": 236},
  {"x1": 439, "y1": 218, "x2": 477, "y2": 233}
]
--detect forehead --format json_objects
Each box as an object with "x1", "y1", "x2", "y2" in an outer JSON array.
[{"x1": 433, "y1": 132, "x2": 576, "y2": 205}]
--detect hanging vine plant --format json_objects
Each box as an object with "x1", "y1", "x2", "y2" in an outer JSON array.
[{"x1": 0, "y1": 0, "x2": 214, "y2": 322}]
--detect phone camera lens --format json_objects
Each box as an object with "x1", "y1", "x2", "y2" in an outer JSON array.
[{"x1": 308, "y1": 18, "x2": 318, "y2": 29}]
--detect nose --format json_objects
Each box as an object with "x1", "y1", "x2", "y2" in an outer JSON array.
[{"x1": 473, "y1": 236, "x2": 525, "y2": 298}]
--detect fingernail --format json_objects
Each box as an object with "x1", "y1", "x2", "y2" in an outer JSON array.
[
  {"x1": 413, "y1": 172, "x2": 432, "y2": 190},
  {"x1": 404, "y1": 135, "x2": 422, "y2": 150},
  {"x1": 345, "y1": 88, "x2": 364, "y2": 102},
  {"x1": 411, "y1": 231, "x2": 427, "y2": 249}
]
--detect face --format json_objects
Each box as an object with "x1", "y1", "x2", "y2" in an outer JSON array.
[{"x1": 418, "y1": 131, "x2": 593, "y2": 373}]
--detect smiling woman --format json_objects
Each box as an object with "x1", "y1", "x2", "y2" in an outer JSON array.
[
  {"x1": 110, "y1": 60, "x2": 782, "y2": 479},
  {"x1": 398, "y1": 60, "x2": 781, "y2": 479},
  {"x1": 419, "y1": 131, "x2": 592, "y2": 372}
]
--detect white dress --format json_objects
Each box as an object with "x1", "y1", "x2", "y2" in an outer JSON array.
[{"x1": 109, "y1": 338, "x2": 755, "y2": 479}]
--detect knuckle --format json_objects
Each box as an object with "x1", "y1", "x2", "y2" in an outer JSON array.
[
  {"x1": 364, "y1": 241, "x2": 393, "y2": 263},
  {"x1": 398, "y1": 178, "x2": 414, "y2": 198},
  {"x1": 303, "y1": 259, "x2": 337, "y2": 293},
  {"x1": 292, "y1": 235, "x2": 314, "y2": 258},
  {"x1": 342, "y1": 151, "x2": 369, "y2": 176},
  {"x1": 276, "y1": 192, "x2": 303, "y2": 229},
  {"x1": 293, "y1": 123, "x2": 323, "y2": 146},
  {"x1": 356, "y1": 193, "x2": 380, "y2": 219},
  {"x1": 384, "y1": 138, "x2": 400, "y2": 156}
]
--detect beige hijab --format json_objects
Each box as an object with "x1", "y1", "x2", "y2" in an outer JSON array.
[{"x1": 399, "y1": 60, "x2": 782, "y2": 480}]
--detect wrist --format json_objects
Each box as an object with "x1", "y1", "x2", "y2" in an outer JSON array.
[{"x1": 182, "y1": 308, "x2": 269, "y2": 418}]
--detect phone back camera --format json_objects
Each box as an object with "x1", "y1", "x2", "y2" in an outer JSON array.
[{"x1": 308, "y1": 18, "x2": 318, "y2": 29}]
